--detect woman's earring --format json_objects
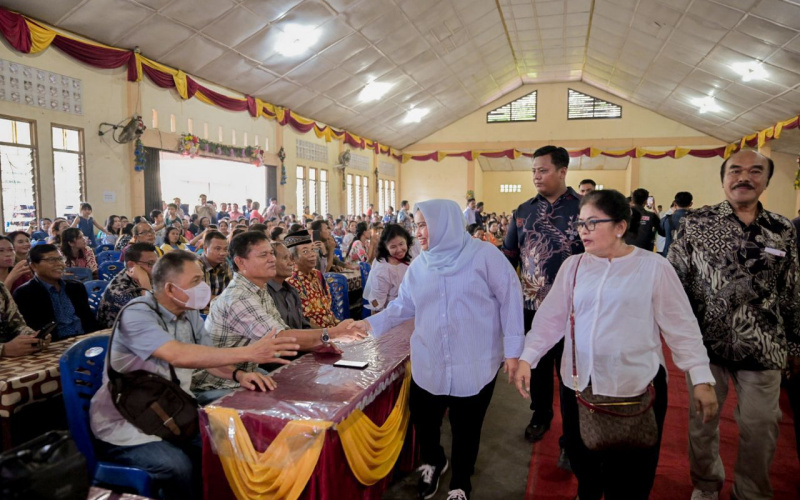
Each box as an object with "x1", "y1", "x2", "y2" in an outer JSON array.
[{"x1": 616, "y1": 234, "x2": 622, "y2": 238}]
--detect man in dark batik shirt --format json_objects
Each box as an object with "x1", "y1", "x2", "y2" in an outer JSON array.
[
  {"x1": 502, "y1": 145, "x2": 583, "y2": 468},
  {"x1": 669, "y1": 150, "x2": 800, "y2": 500}
]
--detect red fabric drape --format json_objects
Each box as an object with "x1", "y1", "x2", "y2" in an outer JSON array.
[
  {"x1": 141, "y1": 63, "x2": 175, "y2": 89},
  {"x1": 195, "y1": 82, "x2": 249, "y2": 112},
  {"x1": 51, "y1": 35, "x2": 135, "y2": 72},
  {"x1": 688, "y1": 147, "x2": 726, "y2": 158},
  {"x1": 600, "y1": 149, "x2": 637, "y2": 158},
  {"x1": 286, "y1": 113, "x2": 317, "y2": 134},
  {"x1": 0, "y1": 10, "x2": 31, "y2": 53}
]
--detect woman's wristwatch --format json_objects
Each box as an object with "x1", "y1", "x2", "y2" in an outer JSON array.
[{"x1": 321, "y1": 328, "x2": 330, "y2": 344}]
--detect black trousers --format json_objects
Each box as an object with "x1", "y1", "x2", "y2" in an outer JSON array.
[
  {"x1": 786, "y1": 373, "x2": 800, "y2": 462},
  {"x1": 409, "y1": 376, "x2": 497, "y2": 495},
  {"x1": 561, "y1": 366, "x2": 669, "y2": 500},
  {"x1": 524, "y1": 308, "x2": 565, "y2": 421}
]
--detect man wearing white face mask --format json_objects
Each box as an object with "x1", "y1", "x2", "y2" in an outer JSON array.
[{"x1": 89, "y1": 250, "x2": 301, "y2": 500}]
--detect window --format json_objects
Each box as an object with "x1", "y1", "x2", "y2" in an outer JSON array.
[
  {"x1": 389, "y1": 181, "x2": 396, "y2": 211},
  {"x1": 320, "y1": 169, "x2": 328, "y2": 215},
  {"x1": 355, "y1": 175, "x2": 362, "y2": 216},
  {"x1": 0, "y1": 117, "x2": 38, "y2": 232},
  {"x1": 346, "y1": 174, "x2": 354, "y2": 215},
  {"x1": 52, "y1": 125, "x2": 85, "y2": 220},
  {"x1": 378, "y1": 179, "x2": 385, "y2": 216},
  {"x1": 362, "y1": 177, "x2": 369, "y2": 216},
  {"x1": 568, "y1": 89, "x2": 622, "y2": 119},
  {"x1": 296, "y1": 166, "x2": 305, "y2": 214},
  {"x1": 500, "y1": 184, "x2": 522, "y2": 193},
  {"x1": 487, "y1": 90, "x2": 537, "y2": 123},
  {"x1": 308, "y1": 167, "x2": 317, "y2": 215}
]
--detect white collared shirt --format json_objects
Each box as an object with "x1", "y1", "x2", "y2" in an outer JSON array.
[{"x1": 521, "y1": 247, "x2": 714, "y2": 397}]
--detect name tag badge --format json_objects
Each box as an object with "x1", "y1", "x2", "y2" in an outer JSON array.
[{"x1": 764, "y1": 247, "x2": 786, "y2": 258}]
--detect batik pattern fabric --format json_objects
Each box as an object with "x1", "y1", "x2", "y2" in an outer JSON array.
[
  {"x1": 668, "y1": 200, "x2": 800, "y2": 370},
  {"x1": 502, "y1": 188, "x2": 584, "y2": 310},
  {"x1": 96, "y1": 271, "x2": 141, "y2": 329},
  {"x1": 286, "y1": 269, "x2": 338, "y2": 328}
]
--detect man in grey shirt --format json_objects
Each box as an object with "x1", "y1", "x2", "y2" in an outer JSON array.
[{"x1": 89, "y1": 251, "x2": 300, "y2": 500}]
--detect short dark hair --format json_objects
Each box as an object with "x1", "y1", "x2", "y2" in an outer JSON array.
[
  {"x1": 270, "y1": 226, "x2": 284, "y2": 240},
  {"x1": 289, "y1": 223, "x2": 303, "y2": 233},
  {"x1": 229, "y1": 231, "x2": 269, "y2": 271},
  {"x1": 28, "y1": 244, "x2": 59, "y2": 264},
  {"x1": 249, "y1": 223, "x2": 268, "y2": 233},
  {"x1": 719, "y1": 151, "x2": 774, "y2": 182},
  {"x1": 167, "y1": 203, "x2": 178, "y2": 209},
  {"x1": 203, "y1": 230, "x2": 226, "y2": 247},
  {"x1": 133, "y1": 222, "x2": 152, "y2": 236},
  {"x1": 533, "y1": 145, "x2": 570, "y2": 169},
  {"x1": 579, "y1": 189, "x2": 632, "y2": 236},
  {"x1": 467, "y1": 223, "x2": 483, "y2": 236},
  {"x1": 467, "y1": 198, "x2": 475, "y2": 203},
  {"x1": 674, "y1": 191, "x2": 693, "y2": 208},
  {"x1": 310, "y1": 219, "x2": 328, "y2": 232},
  {"x1": 631, "y1": 188, "x2": 649, "y2": 206},
  {"x1": 376, "y1": 224, "x2": 412, "y2": 263},
  {"x1": 152, "y1": 250, "x2": 199, "y2": 293},
  {"x1": 125, "y1": 242, "x2": 157, "y2": 263},
  {"x1": 80, "y1": 202, "x2": 92, "y2": 211},
  {"x1": 149, "y1": 209, "x2": 162, "y2": 221},
  {"x1": 476, "y1": 201, "x2": 484, "y2": 208},
  {"x1": 579, "y1": 179, "x2": 596, "y2": 187},
  {"x1": 40, "y1": 217, "x2": 52, "y2": 223},
  {"x1": 401, "y1": 200, "x2": 408, "y2": 207}
]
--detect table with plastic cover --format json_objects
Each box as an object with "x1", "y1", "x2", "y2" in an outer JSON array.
[{"x1": 200, "y1": 320, "x2": 415, "y2": 500}]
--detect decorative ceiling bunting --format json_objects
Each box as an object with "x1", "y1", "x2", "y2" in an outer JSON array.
[{"x1": 0, "y1": 7, "x2": 401, "y2": 159}]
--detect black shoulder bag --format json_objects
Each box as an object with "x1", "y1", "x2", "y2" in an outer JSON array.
[{"x1": 106, "y1": 297, "x2": 199, "y2": 443}]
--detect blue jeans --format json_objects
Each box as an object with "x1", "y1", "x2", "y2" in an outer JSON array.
[{"x1": 97, "y1": 434, "x2": 202, "y2": 500}]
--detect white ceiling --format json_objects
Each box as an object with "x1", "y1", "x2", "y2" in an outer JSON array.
[{"x1": 3, "y1": 0, "x2": 800, "y2": 152}]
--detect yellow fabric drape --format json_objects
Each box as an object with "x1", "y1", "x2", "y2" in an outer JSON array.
[
  {"x1": 24, "y1": 20, "x2": 55, "y2": 53},
  {"x1": 206, "y1": 407, "x2": 332, "y2": 500},
  {"x1": 337, "y1": 365, "x2": 411, "y2": 486}
]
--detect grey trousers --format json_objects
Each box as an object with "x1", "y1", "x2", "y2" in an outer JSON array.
[{"x1": 686, "y1": 364, "x2": 782, "y2": 500}]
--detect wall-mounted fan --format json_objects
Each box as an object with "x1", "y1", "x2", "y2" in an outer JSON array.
[
  {"x1": 98, "y1": 115, "x2": 146, "y2": 144},
  {"x1": 335, "y1": 149, "x2": 351, "y2": 169}
]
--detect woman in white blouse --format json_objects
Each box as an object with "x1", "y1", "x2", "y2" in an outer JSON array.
[
  {"x1": 363, "y1": 224, "x2": 412, "y2": 312},
  {"x1": 514, "y1": 189, "x2": 718, "y2": 500}
]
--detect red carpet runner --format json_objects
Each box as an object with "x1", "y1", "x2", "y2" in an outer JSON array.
[{"x1": 525, "y1": 354, "x2": 800, "y2": 499}]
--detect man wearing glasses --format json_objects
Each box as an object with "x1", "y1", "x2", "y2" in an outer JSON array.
[
  {"x1": 119, "y1": 222, "x2": 165, "y2": 262},
  {"x1": 13, "y1": 244, "x2": 99, "y2": 340},
  {"x1": 502, "y1": 145, "x2": 584, "y2": 470},
  {"x1": 97, "y1": 243, "x2": 159, "y2": 328}
]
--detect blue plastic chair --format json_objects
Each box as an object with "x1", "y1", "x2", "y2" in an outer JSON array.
[
  {"x1": 333, "y1": 235, "x2": 343, "y2": 247},
  {"x1": 63, "y1": 266, "x2": 93, "y2": 282},
  {"x1": 334, "y1": 248, "x2": 343, "y2": 260},
  {"x1": 95, "y1": 244, "x2": 114, "y2": 253},
  {"x1": 60, "y1": 335, "x2": 153, "y2": 495},
  {"x1": 359, "y1": 261, "x2": 372, "y2": 319},
  {"x1": 325, "y1": 273, "x2": 350, "y2": 321},
  {"x1": 31, "y1": 239, "x2": 49, "y2": 247},
  {"x1": 84, "y1": 280, "x2": 109, "y2": 314},
  {"x1": 186, "y1": 245, "x2": 196, "y2": 253},
  {"x1": 98, "y1": 261, "x2": 123, "y2": 281},
  {"x1": 96, "y1": 250, "x2": 121, "y2": 264}
]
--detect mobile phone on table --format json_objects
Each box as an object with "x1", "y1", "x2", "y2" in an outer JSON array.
[
  {"x1": 37, "y1": 321, "x2": 57, "y2": 339},
  {"x1": 334, "y1": 360, "x2": 369, "y2": 370}
]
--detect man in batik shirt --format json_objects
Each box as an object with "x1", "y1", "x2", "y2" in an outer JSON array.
[
  {"x1": 502, "y1": 145, "x2": 583, "y2": 470},
  {"x1": 669, "y1": 149, "x2": 800, "y2": 500},
  {"x1": 97, "y1": 243, "x2": 158, "y2": 328},
  {"x1": 285, "y1": 230, "x2": 338, "y2": 328}
]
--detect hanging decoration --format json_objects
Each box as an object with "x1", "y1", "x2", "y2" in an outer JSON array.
[
  {"x1": 133, "y1": 138, "x2": 146, "y2": 171},
  {"x1": 466, "y1": 190, "x2": 475, "y2": 200},
  {"x1": 0, "y1": 7, "x2": 400, "y2": 159},
  {"x1": 795, "y1": 154, "x2": 800, "y2": 190},
  {"x1": 278, "y1": 146, "x2": 287, "y2": 185},
  {"x1": 178, "y1": 133, "x2": 264, "y2": 166}
]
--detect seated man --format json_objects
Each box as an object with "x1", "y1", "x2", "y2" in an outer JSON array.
[
  {"x1": 268, "y1": 241, "x2": 310, "y2": 330},
  {"x1": 0, "y1": 281, "x2": 52, "y2": 357},
  {"x1": 119, "y1": 222, "x2": 164, "y2": 261},
  {"x1": 199, "y1": 230, "x2": 232, "y2": 303},
  {"x1": 285, "y1": 230, "x2": 338, "y2": 328},
  {"x1": 96, "y1": 243, "x2": 158, "y2": 328},
  {"x1": 13, "y1": 244, "x2": 99, "y2": 340},
  {"x1": 89, "y1": 251, "x2": 300, "y2": 500},
  {"x1": 192, "y1": 232, "x2": 358, "y2": 404}
]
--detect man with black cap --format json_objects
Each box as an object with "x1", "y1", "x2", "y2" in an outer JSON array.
[{"x1": 285, "y1": 229, "x2": 338, "y2": 328}]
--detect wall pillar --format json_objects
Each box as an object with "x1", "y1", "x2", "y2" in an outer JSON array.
[
  {"x1": 758, "y1": 144, "x2": 771, "y2": 206},
  {"x1": 466, "y1": 159, "x2": 476, "y2": 196},
  {"x1": 126, "y1": 80, "x2": 144, "y2": 216},
  {"x1": 275, "y1": 124, "x2": 285, "y2": 205},
  {"x1": 625, "y1": 157, "x2": 640, "y2": 195}
]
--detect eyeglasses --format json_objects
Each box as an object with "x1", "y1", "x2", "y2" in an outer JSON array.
[
  {"x1": 572, "y1": 219, "x2": 618, "y2": 232},
  {"x1": 41, "y1": 257, "x2": 67, "y2": 264}
]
